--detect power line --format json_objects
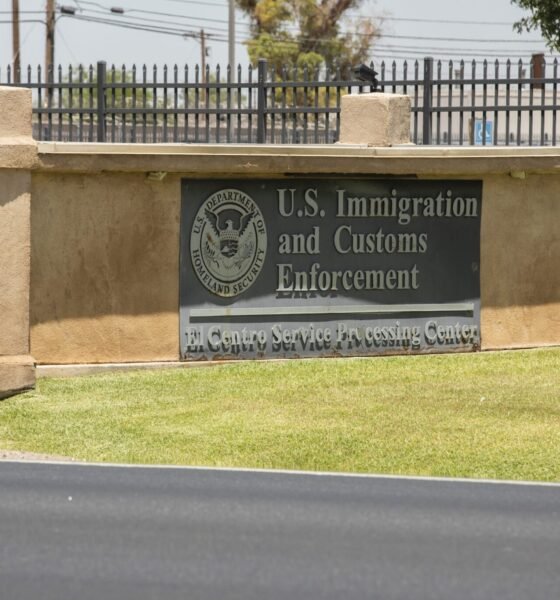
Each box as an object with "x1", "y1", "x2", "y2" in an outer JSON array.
[
  {"x1": 380, "y1": 33, "x2": 543, "y2": 44},
  {"x1": 46, "y1": 8, "x2": 549, "y2": 64},
  {"x1": 152, "y1": 0, "x2": 227, "y2": 7},
  {"x1": 53, "y1": 13, "x2": 547, "y2": 61},
  {"x1": 56, "y1": 1, "x2": 545, "y2": 45},
  {"x1": 372, "y1": 41, "x2": 549, "y2": 54},
  {"x1": 0, "y1": 10, "x2": 45, "y2": 14},
  {"x1": 57, "y1": 8, "x2": 545, "y2": 46},
  {"x1": 374, "y1": 49, "x2": 550, "y2": 59},
  {"x1": 59, "y1": 13, "x2": 221, "y2": 38},
  {"x1": 75, "y1": 2, "x2": 251, "y2": 28},
  {"x1": 350, "y1": 14, "x2": 520, "y2": 26},
  {"x1": 75, "y1": 6, "x2": 246, "y2": 33},
  {"x1": 0, "y1": 19, "x2": 46, "y2": 24}
]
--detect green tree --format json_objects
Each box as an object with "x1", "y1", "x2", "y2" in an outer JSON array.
[
  {"x1": 512, "y1": 0, "x2": 560, "y2": 51},
  {"x1": 236, "y1": 0, "x2": 381, "y2": 75}
]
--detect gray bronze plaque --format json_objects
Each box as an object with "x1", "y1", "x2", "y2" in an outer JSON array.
[{"x1": 180, "y1": 179, "x2": 482, "y2": 360}]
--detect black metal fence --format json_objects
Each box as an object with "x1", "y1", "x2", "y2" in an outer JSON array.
[{"x1": 1, "y1": 56, "x2": 559, "y2": 146}]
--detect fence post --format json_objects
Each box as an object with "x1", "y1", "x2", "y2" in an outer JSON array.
[
  {"x1": 422, "y1": 56, "x2": 433, "y2": 145},
  {"x1": 96, "y1": 60, "x2": 106, "y2": 143},
  {"x1": 256, "y1": 58, "x2": 267, "y2": 144}
]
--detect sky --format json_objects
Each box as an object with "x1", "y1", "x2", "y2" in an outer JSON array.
[{"x1": 0, "y1": 0, "x2": 554, "y2": 74}]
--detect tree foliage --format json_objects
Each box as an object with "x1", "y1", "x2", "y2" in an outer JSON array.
[
  {"x1": 236, "y1": 0, "x2": 381, "y2": 75},
  {"x1": 512, "y1": 0, "x2": 560, "y2": 51}
]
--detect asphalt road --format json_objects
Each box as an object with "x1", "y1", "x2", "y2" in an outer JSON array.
[{"x1": 0, "y1": 462, "x2": 559, "y2": 600}]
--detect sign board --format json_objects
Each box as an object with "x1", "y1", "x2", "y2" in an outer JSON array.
[
  {"x1": 474, "y1": 119, "x2": 493, "y2": 145},
  {"x1": 180, "y1": 179, "x2": 482, "y2": 360}
]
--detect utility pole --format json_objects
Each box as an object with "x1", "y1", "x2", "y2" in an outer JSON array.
[
  {"x1": 45, "y1": 0, "x2": 55, "y2": 81},
  {"x1": 228, "y1": 0, "x2": 235, "y2": 68},
  {"x1": 12, "y1": 0, "x2": 20, "y2": 83}
]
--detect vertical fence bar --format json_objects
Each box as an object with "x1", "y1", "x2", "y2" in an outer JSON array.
[
  {"x1": 482, "y1": 60, "x2": 488, "y2": 146},
  {"x1": 131, "y1": 64, "x2": 137, "y2": 143},
  {"x1": 540, "y1": 58, "x2": 546, "y2": 145},
  {"x1": 402, "y1": 60, "x2": 410, "y2": 141},
  {"x1": 153, "y1": 65, "x2": 158, "y2": 143},
  {"x1": 470, "y1": 60, "x2": 476, "y2": 146},
  {"x1": 281, "y1": 66, "x2": 288, "y2": 143},
  {"x1": 236, "y1": 64, "x2": 242, "y2": 143},
  {"x1": 173, "y1": 64, "x2": 178, "y2": 143},
  {"x1": 256, "y1": 58, "x2": 267, "y2": 144},
  {"x1": 216, "y1": 64, "x2": 221, "y2": 143},
  {"x1": 493, "y1": 59, "x2": 499, "y2": 145},
  {"x1": 68, "y1": 65, "x2": 73, "y2": 142},
  {"x1": 422, "y1": 56, "x2": 433, "y2": 145},
  {"x1": 458, "y1": 60, "x2": 465, "y2": 145},
  {"x1": 47, "y1": 63, "x2": 54, "y2": 140},
  {"x1": 293, "y1": 66, "x2": 299, "y2": 143},
  {"x1": 335, "y1": 67, "x2": 341, "y2": 142},
  {"x1": 517, "y1": 60, "x2": 522, "y2": 145},
  {"x1": 142, "y1": 64, "x2": 147, "y2": 143},
  {"x1": 324, "y1": 67, "x2": 330, "y2": 144},
  {"x1": 204, "y1": 64, "x2": 210, "y2": 142},
  {"x1": 447, "y1": 60, "x2": 453, "y2": 145},
  {"x1": 96, "y1": 60, "x2": 106, "y2": 142},
  {"x1": 413, "y1": 60, "x2": 419, "y2": 143},
  {"x1": 248, "y1": 64, "x2": 254, "y2": 143},
  {"x1": 57, "y1": 64, "x2": 62, "y2": 141},
  {"x1": 313, "y1": 66, "x2": 319, "y2": 143},
  {"x1": 37, "y1": 66, "x2": 43, "y2": 140},
  {"x1": 26, "y1": 66, "x2": 34, "y2": 138},
  {"x1": 435, "y1": 60, "x2": 441, "y2": 144},
  {"x1": 184, "y1": 64, "x2": 189, "y2": 143},
  {"x1": 88, "y1": 64, "x2": 94, "y2": 142},
  {"x1": 270, "y1": 65, "x2": 276, "y2": 143},
  {"x1": 505, "y1": 60, "x2": 511, "y2": 145},
  {"x1": 121, "y1": 64, "x2": 127, "y2": 143},
  {"x1": 302, "y1": 65, "x2": 309, "y2": 144},
  {"x1": 110, "y1": 64, "x2": 116, "y2": 143},
  {"x1": 553, "y1": 59, "x2": 558, "y2": 146},
  {"x1": 226, "y1": 64, "x2": 232, "y2": 143},
  {"x1": 529, "y1": 59, "x2": 534, "y2": 146},
  {"x1": 195, "y1": 64, "x2": 201, "y2": 142},
  {"x1": 163, "y1": 64, "x2": 168, "y2": 143}
]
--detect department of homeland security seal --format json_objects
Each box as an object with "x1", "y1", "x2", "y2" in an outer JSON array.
[{"x1": 190, "y1": 189, "x2": 267, "y2": 298}]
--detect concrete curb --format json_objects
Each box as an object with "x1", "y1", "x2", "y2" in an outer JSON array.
[{"x1": 36, "y1": 360, "x2": 223, "y2": 378}]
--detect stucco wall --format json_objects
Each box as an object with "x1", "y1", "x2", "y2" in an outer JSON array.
[
  {"x1": 31, "y1": 172, "x2": 180, "y2": 363},
  {"x1": 1, "y1": 171, "x2": 32, "y2": 357},
  {"x1": 0, "y1": 86, "x2": 36, "y2": 396},
  {"x1": 481, "y1": 174, "x2": 560, "y2": 348},
  {"x1": 25, "y1": 145, "x2": 560, "y2": 363}
]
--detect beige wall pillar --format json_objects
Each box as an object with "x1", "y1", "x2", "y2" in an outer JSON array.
[
  {"x1": 0, "y1": 87, "x2": 36, "y2": 398},
  {"x1": 338, "y1": 92, "x2": 412, "y2": 146}
]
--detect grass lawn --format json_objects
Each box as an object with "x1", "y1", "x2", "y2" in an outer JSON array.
[{"x1": 1, "y1": 347, "x2": 559, "y2": 481}]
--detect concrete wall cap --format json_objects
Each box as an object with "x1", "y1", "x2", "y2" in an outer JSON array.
[{"x1": 33, "y1": 142, "x2": 560, "y2": 176}]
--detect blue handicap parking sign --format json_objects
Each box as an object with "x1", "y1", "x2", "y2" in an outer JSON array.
[{"x1": 474, "y1": 119, "x2": 493, "y2": 145}]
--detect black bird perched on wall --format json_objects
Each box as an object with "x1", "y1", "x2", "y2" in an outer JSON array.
[{"x1": 352, "y1": 63, "x2": 379, "y2": 92}]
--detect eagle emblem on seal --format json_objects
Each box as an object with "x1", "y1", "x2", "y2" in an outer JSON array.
[{"x1": 203, "y1": 207, "x2": 256, "y2": 270}]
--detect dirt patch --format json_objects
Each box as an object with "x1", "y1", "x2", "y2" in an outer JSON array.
[{"x1": 0, "y1": 449, "x2": 81, "y2": 462}]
